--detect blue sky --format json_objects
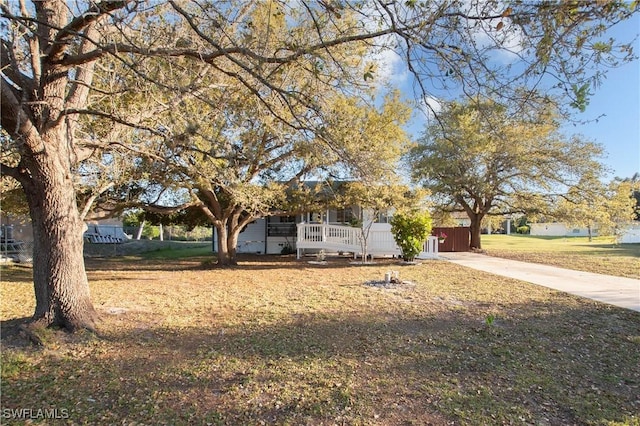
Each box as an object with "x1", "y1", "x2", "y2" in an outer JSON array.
[
  {"x1": 383, "y1": 12, "x2": 640, "y2": 181},
  {"x1": 569, "y1": 13, "x2": 640, "y2": 180}
]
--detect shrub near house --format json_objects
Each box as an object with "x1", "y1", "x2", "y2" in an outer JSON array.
[{"x1": 390, "y1": 211, "x2": 432, "y2": 261}]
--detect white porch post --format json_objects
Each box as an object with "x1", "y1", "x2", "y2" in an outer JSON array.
[{"x1": 296, "y1": 222, "x2": 302, "y2": 259}]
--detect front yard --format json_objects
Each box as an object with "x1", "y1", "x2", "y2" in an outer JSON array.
[
  {"x1": 482, "y1": 235, "x2": 640, "y2": 279},
  {"x1": 1, "y1": 252, "x2": 639, "y2": 425}
]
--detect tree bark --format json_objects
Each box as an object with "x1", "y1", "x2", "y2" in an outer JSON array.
[
  {"x1": 0, "y1": 7, "x2": 100, "y2": 333},
  {"x1": 22, "y1": 136, "x2": 98, "y2": 331},
  {"x1": 215, "y1": 222, "x2": 237, "y2": 266},
  {"x1": 227, "y1": 227, "x2": 240, "y2": 265},
  {"x1": 469, "y1": 214, "x2": 483, "y2": 250}
]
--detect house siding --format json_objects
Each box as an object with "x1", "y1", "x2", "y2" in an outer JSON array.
[{"x1": 530, "y1": 223, "x2": 597, "y2": 237}]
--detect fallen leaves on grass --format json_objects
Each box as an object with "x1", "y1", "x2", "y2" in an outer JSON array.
[{"x1": 1, "y1": 255, "x2": 639, "y2": 425}]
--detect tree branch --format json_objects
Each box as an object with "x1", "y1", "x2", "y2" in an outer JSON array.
[
  {"x1": 0, "y1": 76, "x2": 41, "y2": 154},
  {"x1": 46, "y1": 1, "x2": 128, "y2": 63}
]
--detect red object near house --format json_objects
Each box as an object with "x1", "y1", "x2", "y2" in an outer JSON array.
[{"x1": 432, "y1": 227, "x2": 470, "y2": 252}]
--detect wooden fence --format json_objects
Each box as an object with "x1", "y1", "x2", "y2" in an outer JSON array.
[{"x1": 432, "y1": 227, "x2": 470, "y2": 252}]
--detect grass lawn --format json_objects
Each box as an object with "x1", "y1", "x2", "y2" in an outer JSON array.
[
  {"x1": 481, "y1": 234, "x2": 640, "y2": 279},
  {"x1": 1, "y1": 250, "x2": 639, "y2": 425}
]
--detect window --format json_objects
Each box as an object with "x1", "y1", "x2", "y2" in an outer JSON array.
[
  {"x1": 267, "y1": 216, "x2": 296, "y2": 237},
  {"x1": 280, "y1": 215, "x2": 296, "y2": 223},
  {"x1": 376, "y1": 210, "x2": 391, "y2": 224},
  {"x1": 336, "y1": 207, "x2": 354, "y2": 224}
]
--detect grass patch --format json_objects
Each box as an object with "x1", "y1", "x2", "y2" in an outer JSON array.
[
  {"x1": 482, "y1": 235, "x2": 640, "y2": 279},
  {"x1": 138, "y1": 243, "x2": 213, "y2": 260},
  {"x1": 2, "y1": 255, "x2": 639, "y2": 425},
  {"x1": 83, "y1": 240, "x2": 212, "y2": 260}
]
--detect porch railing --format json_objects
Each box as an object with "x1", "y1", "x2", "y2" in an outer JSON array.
[{"x1": 296, "y1": 223, "x2": 438, "y2": 259}]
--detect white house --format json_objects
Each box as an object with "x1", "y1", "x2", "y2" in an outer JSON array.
[
  {"x1": 619, "y1": 223, "x2": 640, "y2": 243},
  {"x1": 529, "y1": 222, "x2": 598, "y2": 237},
  {"x1": 214, "y1": 206, "x2": 439, "y2": 259}
]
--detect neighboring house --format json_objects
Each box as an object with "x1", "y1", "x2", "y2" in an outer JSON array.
[
  {"x1": 0, "y1": 213, "x2": 34, "y2": 243},
  {"x1": 84, "y1": 219, "x2": 128, "y2": 243},
  {"x1": 530, "y1": 223, "x2": 598, "y2": 237},
  {"x1": 1, "y1": 213, "x2": 128, "y2": 244},
  {"x1": 1, "y1": 214, "x2": 34, "y2": 263},
  {"x1": 619, "y1": 223, "x2": 640, "y2": 243},
  {"x1": 451, "y1": 211, "x2": 471, "y2": 227}
]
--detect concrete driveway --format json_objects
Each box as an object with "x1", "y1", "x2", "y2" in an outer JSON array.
[{"x1": 439, "y1": 252, "x2": 640, "y2": 312}]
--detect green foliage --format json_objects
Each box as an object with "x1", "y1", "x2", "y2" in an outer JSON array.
[
  {"x1": 569, "y1": 83, "x2": 592, "y2": 112},
  {"x1": 410, "y1": 97, "x2": 606, "y2": 248},
  {"x1": 619, "y1": 173, "x2": 640, "y2": 221},
  {"x1": 553, "y1": 177, "x2": 637, "y2": 238},
  {"x1": 390, "y1": 211, "x2": 432, "y2": 261},
  {"x1": 122, "y1": 210, "x2": 143, "y2": 227},
  {"x1": 516, "y1": 225, "x2": 530, "y2": 234},
  {"x1": 485, "y1": 314, "x2": 496, "y2": 327},
  {"x1": 0, "y1": 182, "x2": 29, "y2": 217},
  {"x1": 123, "y1": 208, "x2": 211, "y2": 231},
  {"x1": 340, "y1": 182, "x2": 428, "y2": 217},
  {"x1": 141, "y1": 224, "x2": 160, "y2": 240},
  {"x1": 122, "y1": 210, "x2": 160, "y2": 240}
]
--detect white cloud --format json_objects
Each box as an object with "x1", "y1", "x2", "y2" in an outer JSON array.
[
  {"x1": 458, "y1": 0, "x2": 526, "y2": 64},
  {"x1": 368, "y1": 39, "x2": 408, "y2": 87},
  {"x1": 418, "y1": 95, "x2": 442, "y2": 120}
]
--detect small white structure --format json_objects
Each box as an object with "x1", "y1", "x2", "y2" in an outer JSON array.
[
  {"x1": 530, "y1": 223, "x2": 597, "y2": 237},
  {"x1": 84, "y1": 223, "x2": 128, "y2": 243},
  {"x1": 451, "y1": 211, "x2": 471, "y2": 227},
  {"x1": 619, "y1": 223, "x2": 640, "y2": 244}
]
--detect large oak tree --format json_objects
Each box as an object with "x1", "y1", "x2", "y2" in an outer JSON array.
[
  {"x1": 125, "y1": 89, "x2": 412, "y2": 266},
  {"x1": 409, "y1": 99, "x2": 605, "y2": 249}
]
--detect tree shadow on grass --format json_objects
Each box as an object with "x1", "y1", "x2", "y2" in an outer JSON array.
[
  {"x1": 83, "y1": 254, "x2": 409, "y2": 273},
  {"x1": 2, "y1": 300, "x2": 639, "y2": 425},
  {"x1": 582, "y1": 243, "x2": 640, "y2": 257},
  {"x1": 0, "y1": 317, "x2": 32, "y2": 346},
  {"x1": 0, "y1": 263, "x2": 35, "y2": 283}
]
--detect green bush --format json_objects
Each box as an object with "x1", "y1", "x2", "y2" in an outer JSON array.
[
  {"x1": 141, "y1": 224, "x2": 160, "y2": 240},
  {"x1": 390, "y1": 211, "x2": 432, "y2": 261},
  {"x1": 516, "y1": 225, "x2": 530, "y2": 234}
]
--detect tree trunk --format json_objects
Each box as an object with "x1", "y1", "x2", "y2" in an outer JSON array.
[
  {"x1": 215, "y1": 223, "x2": 237, "y2": 266},
  {"x1": 227, "y1": 228, "x2": 240, "y2": 265},
  {"x1": 469, "y1": 214, "x2": 483, "y2": 250},
  {"x1": 23, "y1": 151, "x2": 98, "y2": 331}
]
